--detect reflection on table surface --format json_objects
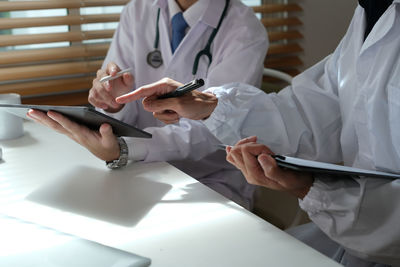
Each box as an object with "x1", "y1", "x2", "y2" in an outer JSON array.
[{"x1": 0, "y1": 121, "x2": 342, "y2": 267}]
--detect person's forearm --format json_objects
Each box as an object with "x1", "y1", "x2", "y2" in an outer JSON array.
[
  {"x1": 300, "y1": 176, "x2": 400, "y2": 265},
  {"x1": 125, "y1": 119, "x2": 221, "y2": 162}
]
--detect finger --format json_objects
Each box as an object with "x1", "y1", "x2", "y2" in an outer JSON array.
[
  {"x1": 47, "y1": 111, "x2": 92, "y2": 141},
  {"x1": 241, "y1": 146, "x2": 272, "y2": 185},
  {"x1": 153, "y1": 111, "x2": 180, "y2": 123},
  {"x1": 104, "y1": 81, "x2": 113, "y2": 92},
  {"x1": 107, "y1": 62, "x2": 120, "y2": 76},
  {"x1": 102, "y1": 85, "x2": 123, "y2": 109},
  {"x1": 122, "y1": 73, "x2": 134, "y2": 88},
  {"x1": 242, "y1": 147, "x2": 263, "y2": 174},
  {"x1": 227, "y1": 146, "x2": 245, "y2": 170},
  {"x1": 142, "y1": 96, "x2": 182, "y2": 113},
  {"x1": 99, "y1": 123, "x2": 116, "y2": 147},
  {"x1": 88, "y1": 87, "x2": 107, "y2": 109},
  {"x1": 88, "y1": 88, "x2": 115, "y2": 110},
  {"x1": 27, "y1": 110, "x2": 70, "y2": 135},
  {"x1": 258, "y1": 154, "x2": 283, "y2": 182},
  {"x1": 116, "y1": 78, "x2": 180, "y2": 104},
  {"x1": 235, "y1": 136, "x2": 257, "y2": 146},
  {"x1": 241, "y1": 153, "x2": 282, "y2": 188}
]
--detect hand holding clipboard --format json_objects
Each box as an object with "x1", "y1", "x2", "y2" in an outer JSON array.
[{"x1": 217, "y1": 144, "x2": 400, "y2": 179}]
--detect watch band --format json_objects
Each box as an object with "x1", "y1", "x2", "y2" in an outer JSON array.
[{"x1": 106, "y1": 137, "x2": 129, "y2": 169}]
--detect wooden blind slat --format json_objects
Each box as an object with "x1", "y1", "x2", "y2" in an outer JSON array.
[
  {"x1": 252, "y1": 4, "x2": 302, "y2": 14},
  {"x1": 0, "y1": 44, "x2": 110, "y2": 65},
  {"x1": 264, "y1": 56, "x2": 303, "y2": 69},
  {"x1": 268, "y1": 30, "x2": 303, "y2": 42},
  {"x1": 261, "y1": 17, "x2": 302, "y2": 28},
  {"x1": 0, "y1": 60, "x2": 102, "y2": 82},
  {"x1": 0, "y1": 77, "x2": 94, "y2": 96},
  {"x1": 0, "y1": 0, "x2": 130, "y2": 12},
  {"x1": 0, "y1": 30, "x2": 114, "y2": 47},
  {"x1": 267, "y1": 43, "x2": 303, "y2": 56},
  {"x1": 22, "y1": 91, "x2": 90, "y2": 106},
  {"x1": 0, "y1": 14, "x2": 120, "y2": 30}
]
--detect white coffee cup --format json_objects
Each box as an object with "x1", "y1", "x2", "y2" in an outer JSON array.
[{"x1": 0, "y1": 93, "x2": 24, "y2": 140}]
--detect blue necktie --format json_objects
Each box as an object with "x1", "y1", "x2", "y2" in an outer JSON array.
[{"x1": 171, "y1": 12, "x2": 188, "y2": 53}]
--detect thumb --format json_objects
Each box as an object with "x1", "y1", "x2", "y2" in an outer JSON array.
[{"x1": 99, "y1": 123, "x2": 116, "y2": 147}]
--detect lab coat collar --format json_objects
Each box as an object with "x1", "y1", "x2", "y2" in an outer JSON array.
[
  {"x1": 154, "y1": 0, "x2": 167, "y2": 10},
  {"x1": 200, "y1": 0, "x2": 226, "y2": 29},
  {"x1": 361, "y1": 2, "x2": 397, "y2": 53},
  {"x1": 167, "y1": 0, "x2": 208, "y2": 28},
  {"x1": 154, "y1": 0, "x2": 224, "y2": 29}
]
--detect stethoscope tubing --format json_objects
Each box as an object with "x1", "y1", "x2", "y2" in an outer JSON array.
[{"x1": 148, "y1": 0, "x2": 230, "y2": 75}]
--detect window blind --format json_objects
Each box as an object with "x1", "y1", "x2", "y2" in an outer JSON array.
[
  {"x1": 253, "y1": 3, "x2": 303, "y2": 80},
  {"x1": 0, "y1": 0, "x2": 129, "y2": 105},
  {"x1": 0, "y1": 1, "x2": 302, "y2": 105}
]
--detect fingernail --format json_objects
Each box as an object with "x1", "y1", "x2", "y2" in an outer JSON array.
[{"x1": 27, "y1": 111, "x2": 37, "y2": 118}]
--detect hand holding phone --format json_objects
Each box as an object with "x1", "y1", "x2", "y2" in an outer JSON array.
[{"x1": 157, "y1": 79, "x2": 204, "y2": 99}]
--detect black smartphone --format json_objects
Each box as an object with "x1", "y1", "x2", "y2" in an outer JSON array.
[{"x1": 158, "y1": 79, "x2": 204, "y2": 99}]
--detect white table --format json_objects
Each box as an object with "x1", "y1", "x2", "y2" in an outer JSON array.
[{"x1": 0, "y1": 121, "x2": 342, "y2": 267}]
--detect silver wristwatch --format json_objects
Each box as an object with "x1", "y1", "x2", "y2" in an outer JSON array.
[{"x1": 106, "y1": 137, "x2": 129, "y2": 169}]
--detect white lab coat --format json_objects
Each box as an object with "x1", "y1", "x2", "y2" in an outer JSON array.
[
  {"x1": 102, "y1": 0, "x2": 269, "y2": 209},
  {"x1": 202, "y1": 3, "x2": 400, "y2": 265}
]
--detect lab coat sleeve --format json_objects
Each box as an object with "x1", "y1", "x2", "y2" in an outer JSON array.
[
  {"x1": 102, "y1": 103, "x2": 221, "y2": 162},
  {"x1": 123, "y1": 119, "x2": 222, "y2": 162},
  {"x1": 203, "y1": 53, "x2": 343, "y2": 163},
  {"x1": 102, "y1": 3, "x2": 136, "y2": 73},
  {"x1": 300, "y1": 177, "x2": 400, "y2": 265},
  {"x1": 205, "y1": 6, "x2": 269, "y2": 88}
]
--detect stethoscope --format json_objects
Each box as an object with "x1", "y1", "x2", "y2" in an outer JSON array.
[{"x1": 147, "y1": 0, "x2": 230, "y2": 76}]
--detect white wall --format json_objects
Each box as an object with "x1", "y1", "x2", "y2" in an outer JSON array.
[{"x1": 298, "y1": 0, "x2": 358, "y2": 68}]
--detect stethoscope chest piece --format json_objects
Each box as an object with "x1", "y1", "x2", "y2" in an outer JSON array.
[{"x1": 147, "y1": 50, "x2": 163, "y2": 68}]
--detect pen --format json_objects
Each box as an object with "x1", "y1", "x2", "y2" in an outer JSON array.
[
  {"x1": 158, "y1": 79, "x2": 204, "y2": 99},
  {"x1": 99, "y1": 68, "x2": 132, "y2": 83},
  {"x1": 216, "y1": 144, "x2": 230, "y2": 151}
]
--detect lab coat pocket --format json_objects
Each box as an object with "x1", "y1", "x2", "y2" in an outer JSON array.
[{"x1": 388, "y1": 84, "x2": 400, "y2": 151}]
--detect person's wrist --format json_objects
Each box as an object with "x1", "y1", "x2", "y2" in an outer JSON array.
[
  {"x1": 291, "y1": 173, "x2": 314, "y2": 199},
  {"x1": 201, "y1": 93, "x2": 218, "y2": 120},
  {"x1": 292, "y1": 185, "x2": 311, "y2": 200},
  {"x1": 105, "y1": 103, "x2": 125, "y2": 114},
  {"x1": 106, "y1": 137, "x2": 129, "y2": 169}
]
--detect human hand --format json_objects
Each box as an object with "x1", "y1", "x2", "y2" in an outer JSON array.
[
  {"x1": 116, "y1": 78, "x2": 218, "y2": 124},
  {"x1": 89, "y1": 62, "x2": 134, "y2": 113},
  {"x1": 27, "y1": 109, "x2": 120, "y2": 162},
  {"x1": 226, "y1": 136, "x2": 314, "y2": 199}
]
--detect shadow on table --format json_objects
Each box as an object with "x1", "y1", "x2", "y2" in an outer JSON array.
[
  {"x1": 26, "y1": 166, "x2": 172, "y2": 227},
  {"x1": 0, "y1": 131, "x2": 38, "y2": 148},
  {"x1": 159, "y1": 182, "x2": 247, "y2": 215}
]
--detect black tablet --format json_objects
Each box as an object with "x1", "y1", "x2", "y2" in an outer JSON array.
[{"x1": 0, "y1": 104, "x2": 152, "y2": 138}]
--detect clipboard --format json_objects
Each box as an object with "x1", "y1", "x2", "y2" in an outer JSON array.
[
  {"x1": 0, "y1": 104, "x2": 152, "y2": 138},
  {"x1": 272, "y1": 155, "x2": 400, "y2": 179}
]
